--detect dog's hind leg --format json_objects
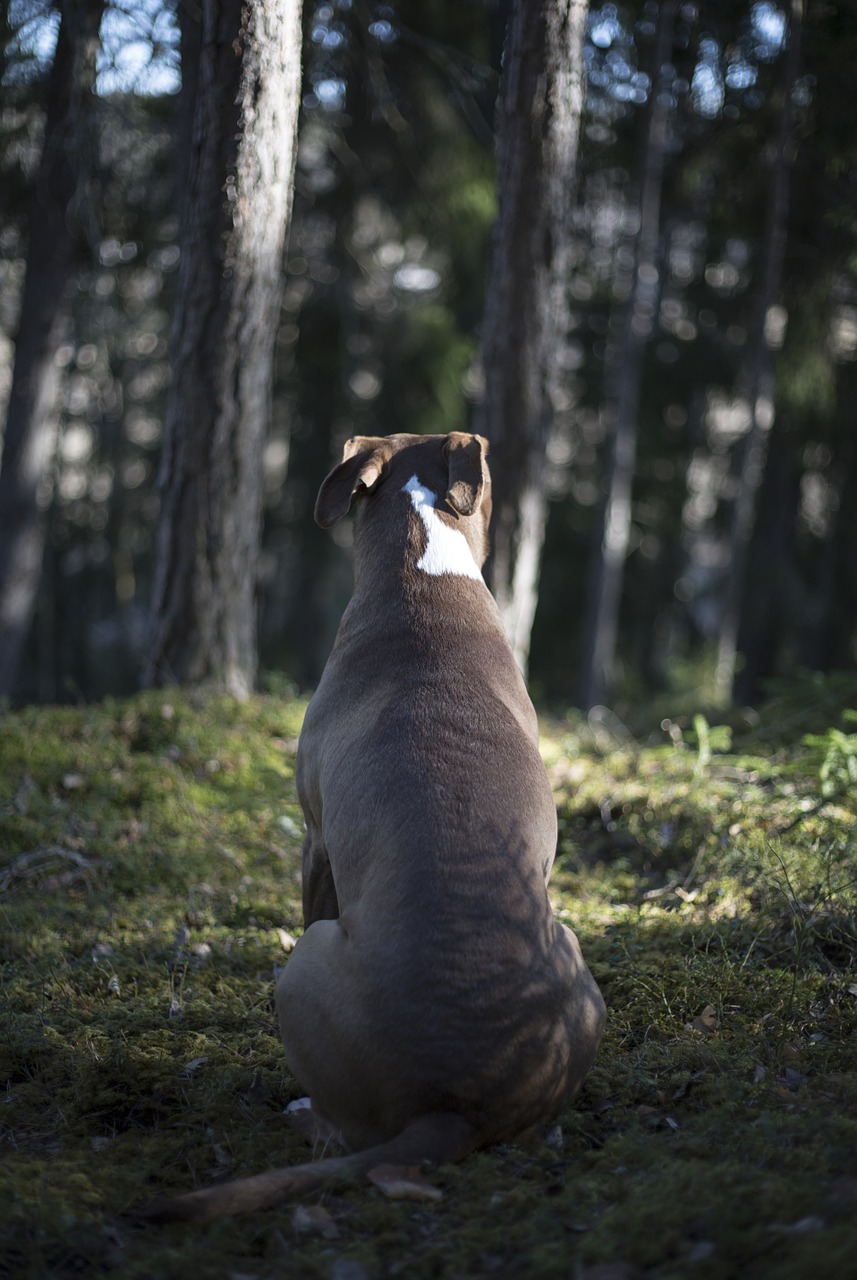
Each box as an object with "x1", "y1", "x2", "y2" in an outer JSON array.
[
  {"x1": 555, "y1": 923, "x2": 607, "y2": 1101},
  {"x1": 275, "y1": 917, "x2": 393, "y2": 1149},
  {"x1": 301, "y1": 822, "x2": 339, "y2": 923}
]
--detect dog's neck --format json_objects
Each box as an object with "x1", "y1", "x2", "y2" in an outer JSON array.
[
  {"x1": 351, "y1": 472, "x2": 489, "y2": 600},
  {"x1": 401, "y1": 476, "x2": 483, "y2": 582}
]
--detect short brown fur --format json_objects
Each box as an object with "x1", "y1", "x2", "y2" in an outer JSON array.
[{"x1": 140, "y1": 433, "x2": 605, "y2": 1223}]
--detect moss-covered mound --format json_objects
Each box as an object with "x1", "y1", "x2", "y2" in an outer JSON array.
[{"x1": 1, "y1": 680, "x2": 855, "y2": 1278}]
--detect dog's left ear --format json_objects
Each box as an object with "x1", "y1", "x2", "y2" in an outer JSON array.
[
  {"x1": 315, "y1": 437, "x2": 390, "y2": 528},
  {"x1": 445, "y1": 433, "x2": 488, "y2": 517}
]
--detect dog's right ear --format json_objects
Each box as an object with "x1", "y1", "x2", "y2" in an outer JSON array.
[
  {"x1": 314, "y1": 437, "x2": 389, "y2": 528},
  {"x1": 445, "y1": 433, "x2": 488, "y2": 517}
]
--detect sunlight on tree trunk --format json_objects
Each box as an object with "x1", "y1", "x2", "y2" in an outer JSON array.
[
  {"x1": 147, "y1": 0, "x2": 303, "y2": 698},
  {"x1": 0, "y1": 0, "x2": 104, "y2": 698},
  {"x1": 475, "y1": 0, "x2": 588, "y2": 675},
  {"x1": 578, "y1": 0, "x2": 676, "y2": 711},
  {"x1": 715, "y1": 0, "x2": 804, "y2": 705}
]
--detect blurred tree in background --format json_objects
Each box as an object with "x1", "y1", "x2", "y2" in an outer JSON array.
[
  {"x1": 1, "y1": 0, "x2": 856, "y2": 710},
  {"x1": 474, "y1": 0, "x2": 588, "y2": 673},
  {"x1": 577, "y1": 0, "x2": 676, "y2": 709},
  {"x1": 0, "y1": 0, "x2": 104, "y2": 696}
]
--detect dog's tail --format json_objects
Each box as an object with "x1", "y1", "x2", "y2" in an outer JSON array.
[{"x1": 134, "y1": 1112, "x2": 478, "y2": 1224}]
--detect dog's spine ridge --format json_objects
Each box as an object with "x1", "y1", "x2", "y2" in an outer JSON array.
[{"x1": 135, "y1": 1113, "x2": 477, "y2": 1224}]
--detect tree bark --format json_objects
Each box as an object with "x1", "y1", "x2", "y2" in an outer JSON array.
[
  {"x1": 577, "y1": 0, "x2": 676, "y2": 711},
  {"x1": 0, "y1": 0, "x2": 104, "y2": 698},
  {"x1": 474, "y1": 0, "x2": 588, "y2": 674},
  {"x1": 715, "y1": 0, "x2": 804, "y2": 703},
  {"x1": 147, "y1": 0, "x2": 303, "y2": 697}
]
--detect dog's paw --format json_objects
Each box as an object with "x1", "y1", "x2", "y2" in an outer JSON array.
[
  {"x1": 284, "y1": 1096, "x2": 316, "y2": 1140},
  {"x1": 285, "y1": 1096, "x2": 313, "y2": 1114},
  {"x1": 284, "y1": 1097, "x2": 347, "y2": 1153}
]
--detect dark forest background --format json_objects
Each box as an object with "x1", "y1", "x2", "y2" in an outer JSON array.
[{"x1": 1, "y1": 0, "x2": 855, "y2": 712}]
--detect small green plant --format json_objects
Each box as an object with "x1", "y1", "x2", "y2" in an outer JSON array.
[
  {"x1": 688, "y1": 712, "x2": 733, "y2": 781},
  {"x1": 804, "y1": 710, "x2": 857, "y2": 799}
]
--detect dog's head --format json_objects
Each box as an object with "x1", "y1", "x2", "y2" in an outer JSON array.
[{"x1": 314, "y1": 432, "x2": 492, "y2": 572}]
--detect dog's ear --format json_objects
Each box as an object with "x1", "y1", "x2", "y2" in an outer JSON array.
[
  {"x1": 315, "y1": 437, "x2": 389, "y2": 528},
  {"x1": 445, "y1": 433, "x2": 488, "y2": 517}
]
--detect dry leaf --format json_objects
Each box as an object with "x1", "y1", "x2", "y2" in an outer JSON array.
[
  {"x1": 278, "y1": 815, "x2": 303, "y2": 839},
  {"x1": 671, "y1": 1070, "x2": 704, "y2": 1101},
  {"x1": 580, "y1": 1264, "x2": 642, "y2": 1280},
  {"x1": 780, "y1": 1215, "x2": 824, "y2": 1234},
  {"x1": 330, "y1": 1260, "x2": 369, "y2": 1280},
  {"x1": 277, "y1": 929, "x2": 297, "y2": 952},
  {"x1": 367, "y1": 1163, "x2": 443, "y2": 1201},
  {"x1": 0, "y1": 846, "x2": 96, "y2": 896},
  {"x1": 691, "y1": 1003, "x2": 720, "y2": 1033},
  {"x1": 211, "y1": 1142, "x2": 233, "y2": 1168},
  {"x1": 291, "y1": 1204, "x2": 339, "y2": 1238},
  {"x1": 182, "y1": 1056, "x2": 208, "y2": 1077},
  {"x1": 544, "y1": 1123, "x2": 564, "y2": 1150},
  {"x1": 14, "y1": 776, "x2": 35, "y2": 813}
]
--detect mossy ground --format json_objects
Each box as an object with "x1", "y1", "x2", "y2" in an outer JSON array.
[{"x1": 1, "y1": 678, "x2": 856, "y2": 1279}]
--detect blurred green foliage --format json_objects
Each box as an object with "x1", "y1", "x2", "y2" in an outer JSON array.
[{"x1": 1, "y1": 1, "x2": 857, "y2": 704}]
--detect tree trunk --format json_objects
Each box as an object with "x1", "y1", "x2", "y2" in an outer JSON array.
[
  {"x1": 474, "y1": 0, "x2": 588, "y2": 674},
  {"x1": 147, "y1": 0, "x2": 303, "y2": 697},
  {"x1": 733, "y1": 426, "x2": 800, "y2": 700},
  {"x1": 577, "y1": 0, "x2": 676, "y2": 711},
  {"x1": 715, "y1": 0, "x2": 804, "y2": 703},
  {"x1": 0, "y1": 0, "x2": 104, "y2": 698}
]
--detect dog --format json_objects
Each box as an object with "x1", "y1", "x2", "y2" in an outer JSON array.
[{"x1": 142, "y1": 432, "x2": 605, "y2": 1222}]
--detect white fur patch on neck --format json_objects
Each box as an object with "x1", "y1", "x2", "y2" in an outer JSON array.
[{"x1": 403, "y1": 475, "x2": 483, "y2": 580}]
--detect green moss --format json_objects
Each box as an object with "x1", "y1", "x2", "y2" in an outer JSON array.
[{"x1": 1, "y1": 687, "x2": 855, "y2": 1276}]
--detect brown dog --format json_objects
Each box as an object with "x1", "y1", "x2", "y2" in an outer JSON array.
[{"x1": 143, "y1": 432, "x2": 605, "y2": 1222}]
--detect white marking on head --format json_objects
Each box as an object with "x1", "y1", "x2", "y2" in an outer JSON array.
[{"x1": 403, "y1": 475, "x2": 483, "y2": 580}]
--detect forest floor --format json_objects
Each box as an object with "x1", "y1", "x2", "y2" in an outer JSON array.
[{"x1": 2, "y1": 676, "x2": 856, "y2": 1280}]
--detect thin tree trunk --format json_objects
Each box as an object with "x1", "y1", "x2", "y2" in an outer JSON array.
[
  {"x1": 474, "y1": 0, "x2": 588, "y2": 674},
  {"x1": 147, "y1": 0, "x2": 303, "y2": 697},
  {"x1": 577, "y1": 0, "x2": 676, "y2": 711},
  {"x1": 815, "y1": 450, "x2": 857, "y2": 671},
  {"x1": 715, "y1": 0, "x2": 804, "y2": 703},
  {"x1": 733, "y1": 426, "x2": 800, "y2": 699},
  {"x1": 0, "y1": 0, "x2": 104, "y2": 697}
]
